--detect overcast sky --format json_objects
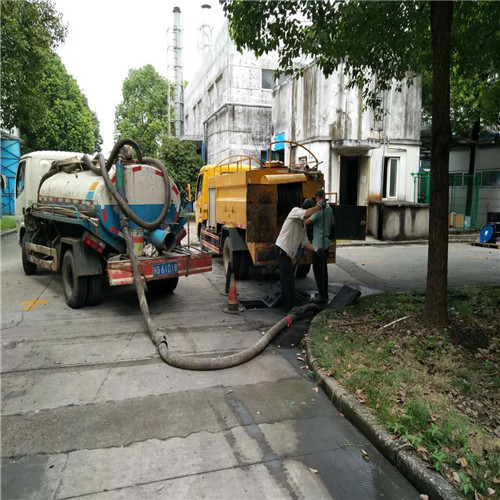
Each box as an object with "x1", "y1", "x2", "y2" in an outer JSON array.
[{"x1": 53, "y1": 0, "x2": 226, "y2": 154}]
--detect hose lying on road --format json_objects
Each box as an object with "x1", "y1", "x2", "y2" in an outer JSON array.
[
  {"x1": 107, "y1": 138, "x2": 323, "y2": 370},
  {"x1": 122, "y1": 214, "x2": 321, "y2": 370}
]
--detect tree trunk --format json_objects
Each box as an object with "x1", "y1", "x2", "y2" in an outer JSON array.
[
  {"x1": 465, "y1": 118, "x2": 480, "y2": 217},
  {"x1": 425, "y1": 1, "x2": 453, "y2": 324}
]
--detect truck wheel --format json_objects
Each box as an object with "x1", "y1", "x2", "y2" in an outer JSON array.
[
  {"x1": 62, "y1": 250, "x2": 88, "y2": 309},
  {"x1": 296, "y1": 263, "x2": 311, "y2": 279},
  {"x1": 86, "y1": 275, "x2": 103, "y2": 306},
  {"x1": 147, "y1": 277, "x2": 179, "y2": 295},
  {"x1": 22, "y1": 233, "x2": 37, "y2": 275},
  {"x1": 223, "y1": 238, "x2": 249, "y2": 280}
]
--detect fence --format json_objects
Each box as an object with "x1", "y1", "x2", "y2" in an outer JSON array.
[
  {"x1": 1, "y1": 138, "x2": 20, "y2": 215},
  {"x1": 412, "y1": 172, "x2": 480, "y2": 229}
]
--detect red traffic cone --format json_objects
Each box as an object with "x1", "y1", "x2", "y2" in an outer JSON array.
[{"x1": 224, "y1": 273, "x2": 243, "y2": 314}]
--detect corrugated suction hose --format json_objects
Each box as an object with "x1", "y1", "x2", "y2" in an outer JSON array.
[{"x1": 107, "y1": 139, "x2": 322, "y2": 370}]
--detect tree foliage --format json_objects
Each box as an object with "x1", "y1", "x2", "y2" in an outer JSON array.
[
  {"x1": 1, "y1": 0, "x2": 66, "y2": 131},
  {"x1": 115, "y1": 64, "x2": 200, "y2": 196},
  {"x1": 159, "y1": 137, "x2": 202, "y2": 198},
  {"x1": 23, "y1": 54, "x2": 100, "y2": 153},
  {"x1": 114, "y1": 65, "x2": 173, "y2": 157},
  {"x1": 421, "y1": 2, "x2": 500, "y2": 137},
  {"x1": 222, "y1": 1, "x2": 430, "y2": 108},
  {"x1": 222, "y1": 1, "x2": 498, "y2": 116}
]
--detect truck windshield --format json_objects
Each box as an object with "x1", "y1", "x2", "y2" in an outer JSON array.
[{"x1": 196, "y1": 174, "x2": 204, "y2": 200}]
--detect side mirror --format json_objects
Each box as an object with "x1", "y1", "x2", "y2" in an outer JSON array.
[{"x1": 1, "y1": 174, "x2": 7, "y2": 191}]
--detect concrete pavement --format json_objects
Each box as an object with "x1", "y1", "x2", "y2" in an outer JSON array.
[{"x1": 2, "y1": 231, "x2": 498, "y2": 499}]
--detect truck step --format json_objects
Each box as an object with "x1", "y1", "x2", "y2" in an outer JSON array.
[{"x1": 26, "y1": 243, "x2": 59, "y2": 271}]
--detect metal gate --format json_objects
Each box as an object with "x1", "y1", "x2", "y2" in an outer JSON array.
[{"x1": 1, "y1": 137, "x2": 21, "y2": 215}]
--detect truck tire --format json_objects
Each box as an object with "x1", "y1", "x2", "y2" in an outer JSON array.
[
  {"x1": 62, "y1": 249, "x2": 88, "y2": 309},
  {"x1": 296, "y1": 263, "x2": 311, "y2": 279},
  {"x1": 86, "y1": 275, "x2": 103, "y2": 306},
  {"x1": 223, "y1": 238, "x2": 249, "y2": 280},
  {"x1": 147, "y1": 276, "x2": 179, "y2": 295},
  {"x1": 22, "y1": 233, "x2": 37, "y2": 275}
]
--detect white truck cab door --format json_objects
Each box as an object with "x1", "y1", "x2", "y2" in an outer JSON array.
[{"x1": 14, "y1": 158, "x2": 53, "y2": 237}]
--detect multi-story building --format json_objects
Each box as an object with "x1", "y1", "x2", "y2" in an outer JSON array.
[
  {"x1": 183, "y1": 22, "x2": 278, "y2": 164},
  {"x1": 272, "y1": 62, "x2": 422, "y2": 207}
]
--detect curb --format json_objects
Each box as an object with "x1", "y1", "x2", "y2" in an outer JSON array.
[
  {"x1": 1, "y1": 229, "x2": 16, "y2": 239},
  {"x1": 305, "y1": 313, "x2": 462, "y2": 500},
  {"x1": 337, "y1": 237, "x2": 476, "y2": 248}
]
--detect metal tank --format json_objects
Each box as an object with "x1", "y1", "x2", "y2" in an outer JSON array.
[{"x1": 38, "y1": 162, "x2": 184, "y2": 252}]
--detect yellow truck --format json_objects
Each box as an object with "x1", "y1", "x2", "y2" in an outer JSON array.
[{"x1": 194, "y1": 143, "x2": 337, "y2": 279}]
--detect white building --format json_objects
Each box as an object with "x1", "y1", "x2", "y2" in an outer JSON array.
[
  {"x1": 272, "y1": 62, "x2": 422, "y2": 209},
  {"x1": 183, "y1": 22, "x2": 279, "y2": 164}
]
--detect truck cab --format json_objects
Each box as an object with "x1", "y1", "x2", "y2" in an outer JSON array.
[{"x1": 14, "y1": 151, "x2": 81, "y2": 243}]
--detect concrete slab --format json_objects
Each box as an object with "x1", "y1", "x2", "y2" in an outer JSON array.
[{"x1": 1, "y1": 353, "x2": 297, "y2": 416}]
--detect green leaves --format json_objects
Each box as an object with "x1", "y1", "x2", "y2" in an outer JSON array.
[
  {"x1": 114, "y1": 65, "x2": 202, "y2": 197},
  {"x1": 22, "y1": 54, "x2": 100, "y2": 153},
  {"x1": 158, "y1": 136, "x2": 202, "y2": 199},
  {"x1": 1, "y1": 0, "x2": 66, "y2": 131},
  {"x1": 114, "y1": 65, "x2": 173, "y2": 158},
  {"x1": 222, "y1": 0, "x2": 498, "y2": 124}
]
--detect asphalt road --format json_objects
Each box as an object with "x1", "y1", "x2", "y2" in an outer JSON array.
[{"x1": 1, "y1": 232, "x2": 498, "y2": 499}]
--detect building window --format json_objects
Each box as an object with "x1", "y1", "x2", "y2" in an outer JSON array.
[
  {"x1": 260, "y1": 150, "x2": 268, "y2": 163},
  {"x1": 261, "y1": 69, "x2": 274, "y2": 90},
  {"x1": 481, "y1": 170, "x2": 500, "y2": 187},
  {"x1": 208, "y1": 84, "x2": 215, "y2": 104},
  {"x1": 383, "y1": 158, "x2": 398, "y2": 198},
  {"x1": 276, "y1": 72, "x2": 288, "y2": 86}
]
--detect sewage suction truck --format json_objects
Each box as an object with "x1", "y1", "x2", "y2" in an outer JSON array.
[
  {"x1": 15, "y1": 139, "x2": 211, "y2": 309},
  {"x1": 14, "y1": 138, "x2": 320, "y2": 371}
]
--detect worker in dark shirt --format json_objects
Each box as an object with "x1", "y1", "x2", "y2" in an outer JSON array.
[{"x1": 306, "y1": 189, "x2": 334, "y2": 305}]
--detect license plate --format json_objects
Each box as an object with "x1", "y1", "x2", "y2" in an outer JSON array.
[{"x1": 152, "y1": 262, "x2": 178, "y2": 277}]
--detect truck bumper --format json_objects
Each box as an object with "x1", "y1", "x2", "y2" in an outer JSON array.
[{"x1": 107, "y1": 250, "x2": 212, "y2": 286}]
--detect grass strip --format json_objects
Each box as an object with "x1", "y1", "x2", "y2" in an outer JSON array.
[{"x1": 310, "y1": 286, "x2": 499, "y2": 499}]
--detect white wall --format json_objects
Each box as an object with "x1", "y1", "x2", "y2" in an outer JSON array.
[
  {"x1": 183, "y1": 22, "x2": 278, "y2": 163},
  {"x1": 272, "y1": 62, "x2": 422, "y2": 203}
]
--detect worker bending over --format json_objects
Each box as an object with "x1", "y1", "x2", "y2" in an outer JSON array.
[
  {"x1": 275, "y1": 198, "x2": 324, "y2": 312},
  {"x1": 306, "y1": 189, "x2": 334, "y2": 305}
]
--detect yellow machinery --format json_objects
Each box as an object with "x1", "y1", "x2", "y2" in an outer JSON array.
[{"x1": 194, "y1": 143, "x2": 337, "y2": 279}]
